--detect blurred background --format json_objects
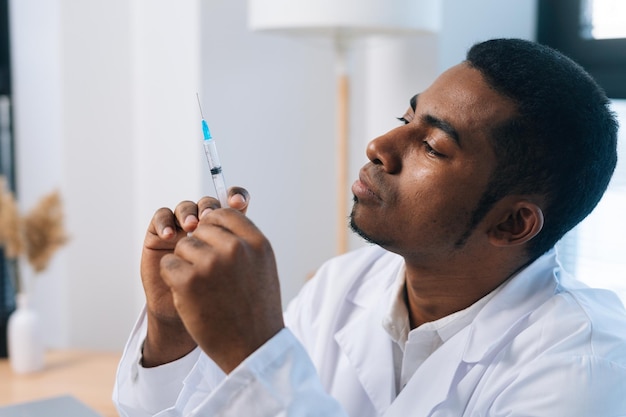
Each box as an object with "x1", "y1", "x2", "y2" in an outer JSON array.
[{"x1": 0, "y1": 0, "x2": 624, "y2": 353}]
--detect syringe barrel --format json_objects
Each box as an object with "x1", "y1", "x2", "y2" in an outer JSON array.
[{"x1": 203, "y1": 138, "x2": 229, "y2": 207}]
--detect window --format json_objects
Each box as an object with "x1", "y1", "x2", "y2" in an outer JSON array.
[
  {"x1": 538, "y1": 0, "x2": 626, "y2": 98},
  {"x1": 580, "y1": 0, "x2": 626, "y2": 40}
]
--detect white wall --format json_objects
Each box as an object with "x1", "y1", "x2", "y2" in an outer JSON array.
[
  {"x1": 8, "y1": 0, "x2": 537, "y2": 350},
  {"x1": 439, "y1": 0, "x2": 538, "y2": 71},
  {"x1": 10, "y1": 0, "x2": 202, "y2": 350}
]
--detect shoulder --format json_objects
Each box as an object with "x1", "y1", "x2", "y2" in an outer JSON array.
[
  {"x1": 495, "y1": 302, "x2": 626, "y2": 415},
  {"x1": 514, "y1": 262, "x2": 626, "y2": 364},
  {"x1": 544, "y1": 272, "x2": 626, "y2": 360},
  {"x1": 473, "y1": 259, "x2": 626, "y2": 414},
  {"x1": 477, "y1": 250, "x2": 626, "y2": 362}
]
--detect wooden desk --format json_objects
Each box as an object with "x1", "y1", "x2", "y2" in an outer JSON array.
[{"x1": 0, "y1": 350, "x2": 121, "y2": 417}]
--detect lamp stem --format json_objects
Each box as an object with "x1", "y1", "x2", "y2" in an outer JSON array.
[{"x1": 335, "y1": 38, "x2": 349, "y2": 254}]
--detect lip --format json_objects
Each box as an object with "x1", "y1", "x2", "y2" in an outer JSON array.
[{"x1": 352, "y1": 169, "x2": 382, "y2": 202}]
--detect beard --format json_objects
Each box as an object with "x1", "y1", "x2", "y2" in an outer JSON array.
[
  {"x1": 349, "y1": 195, "x2": 477, "y2": 252},
  {"x1": 349, "y1": 197, "x2": 387, "y2": 247},
  {"x1": 349, "y1": 213, "x2": 375, "y2": 245}
]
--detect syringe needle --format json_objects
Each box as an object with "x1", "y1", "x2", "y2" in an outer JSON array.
[{"x1": 196, "y1": 92, "x2": 205, "y2": 119}]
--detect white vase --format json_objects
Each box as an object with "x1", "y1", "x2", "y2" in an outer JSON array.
[{"x1": 7, "y1": 293, "x2": 44, "y2": 374}]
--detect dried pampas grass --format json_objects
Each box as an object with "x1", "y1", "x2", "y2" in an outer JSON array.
[
  {"x1": 23, "y1": 190, "x2": 68, "y2": 273},
  {"x1": 0, "y1": 175, "x2": 68, "y2": 274}
]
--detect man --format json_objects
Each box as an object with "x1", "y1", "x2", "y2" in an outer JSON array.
[{"x1": 114, "y1": 39, "x2": 626, "y2": 416}]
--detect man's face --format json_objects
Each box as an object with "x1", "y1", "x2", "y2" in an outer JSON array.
[{"x1": 350, "y1": 63, "x2": 517, "y2": 262}]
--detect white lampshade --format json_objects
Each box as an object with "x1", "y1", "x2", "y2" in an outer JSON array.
[{"x1": 248, "y1": 0, "x2": 441, "y2": 37}]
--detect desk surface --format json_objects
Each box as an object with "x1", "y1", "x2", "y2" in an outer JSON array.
[{"x1": 0, "y1": 350, "x2": 121, "y2": 417}]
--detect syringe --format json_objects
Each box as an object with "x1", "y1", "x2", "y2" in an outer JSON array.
[{"x1": 197, "y1": 94, "x2": 229, "y2": 208}]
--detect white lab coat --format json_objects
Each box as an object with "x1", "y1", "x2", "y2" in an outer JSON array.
[{"x1": 114, "y1": 246, "x2": 626, "y2": 416}]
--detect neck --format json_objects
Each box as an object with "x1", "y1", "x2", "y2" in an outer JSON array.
[{"x1": 402, "y1": 255, "x2": 527, "y2": 329}]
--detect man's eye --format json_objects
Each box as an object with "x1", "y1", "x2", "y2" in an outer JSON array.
[
  {"x1": 423, "y1": 141, "x2": 444, "y2": 157},
  {"x1": 397, "y1": 117, "x2": 410, "y2": 125}
]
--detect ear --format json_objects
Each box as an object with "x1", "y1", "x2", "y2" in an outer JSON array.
[{"x1": 488, "y1": 200, "x2": 544, "y2": 247}]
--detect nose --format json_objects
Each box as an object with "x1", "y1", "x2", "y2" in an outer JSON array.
[{"x1": 366, "y1": 127, "x2": 403, "y2": 174}]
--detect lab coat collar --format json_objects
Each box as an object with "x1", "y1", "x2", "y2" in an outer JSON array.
[{"x1": 388, "y1": 250, "x2": 561, "y2": 414}]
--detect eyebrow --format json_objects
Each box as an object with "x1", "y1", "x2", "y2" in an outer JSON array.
[{"x1": 410, "y1": 94, "x2": 460, "y2": 146}]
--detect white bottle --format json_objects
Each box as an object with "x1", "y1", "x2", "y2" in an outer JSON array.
[{"x1": 7, "y1": 293, "x2": 44, "y2": 373}]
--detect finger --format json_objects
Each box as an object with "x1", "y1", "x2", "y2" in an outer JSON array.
[
  {"x1": 173, "y1": 200, "x2": 200, "y2": 233},
  {"x1": 160, "y1": 253, "x2": 196, "y2": 290},
  {"x1": 171, "y1": 234, "x2": 223, "y2": 275},
  {"x1": 150, "y1": 207, "x2": 179, "y2": 240},
  {"x1": 195, "y1": 209, "x2": 266, "y2": 250},
  {"x1": 197, "y1": 196, "x2": 221, "y2": 219},
  {"x1": 228, "y1": 187, "x2": 250, "y2": 214}
]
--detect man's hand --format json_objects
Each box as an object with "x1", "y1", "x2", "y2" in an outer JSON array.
[
  {"x1": 140, "y1": 188, "x2": 252, "y2": 368},
  {"x1": 159, "y1": 202, "x2": 285, "y2": 374}
]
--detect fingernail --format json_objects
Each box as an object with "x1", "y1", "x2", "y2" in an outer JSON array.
[
  {"x1": 230, "y1": 194, "x2": 246, "y2": 205},
  {"x1": 183, "y1": 215, "x2": 198, "y2": 228},
  {"x1": 162, "y1": 227, "x2": 174, "y2": 238},
  {"x1": 200, "y1": 208, "x2": 213, "y2": 219}
]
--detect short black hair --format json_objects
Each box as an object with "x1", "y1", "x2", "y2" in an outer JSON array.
[{"x1": 464, "y1": 38, "x2": 618, "y2": 260}]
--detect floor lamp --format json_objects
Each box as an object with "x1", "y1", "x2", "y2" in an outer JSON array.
[{"x1": 248, "y1": 0, "x2": 441, "y2": 254}]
